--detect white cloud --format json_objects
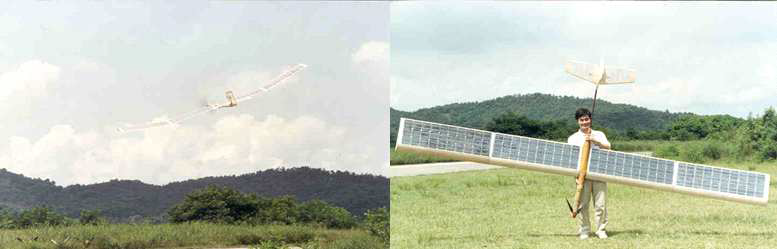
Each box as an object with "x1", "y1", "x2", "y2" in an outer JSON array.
[
  {"x1": 352, "y1": 41, "x2": 389, "y2": 65},
  {"x1": 0, "y1": 114, "x2": 367, "y2": 186},
  {"x1": 0, "y1": 60, "x2": 61, "y2": 100}
]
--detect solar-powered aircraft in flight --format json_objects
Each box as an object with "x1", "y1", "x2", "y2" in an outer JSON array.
[{"x1": 116, "y1": 64, "x2": 307, "y2": 133}]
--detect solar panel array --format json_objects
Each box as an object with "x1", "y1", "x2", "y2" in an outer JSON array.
[
  {"x1": 677, "y1": 162, "x2": 767, "y2": 198},
  {"x1": 397, "y1": 118, "x2": 769, "y2": 204},
  {"x1": 400, "y1": 119, "x2": 491, "y2": 157},
  {"x1": 588, "y1": 148, "x2": 674, "y2": 185},
  {"x1": 492, "y1": 134, "x2": 579, "y2": 170}
]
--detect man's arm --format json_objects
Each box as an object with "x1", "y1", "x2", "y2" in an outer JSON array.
[{"x1": 592, "y1": 131, "x2": 611, "y2": 150}]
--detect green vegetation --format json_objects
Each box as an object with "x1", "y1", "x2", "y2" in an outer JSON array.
[
  {"x1": 390, "y1": 150, "x2": 455, "y2": 166},
  {"x1": 1, "y1": 186, "x2": 388, "y2": 249},
  {"x1": 168, "y1": 186, "x2": 358, "y2": 229},
  {"x1": 667, "y1": 114, "x2": 743, "y2": 140},
  {"x1": 0, "y1": 207, "x2": 71, "y2": 229},
  {"x1": 0, "y1": 167, "x2": 388, "y2": 222},
  {"x1": 485, "y1": 111, "x2": 576, "y2": 141},
  {"x1": 0, "y1": 222, "x2": 383, "y2": 249},
  {"x1": 390, "y1": 93, "x2": 690, "y2": 146},
  {"x1": 391, "y1": 162, "x2": 777, "y2": 249},
  {"x1": 363, "y1": 207, "x2": 389, "y2": 244}
]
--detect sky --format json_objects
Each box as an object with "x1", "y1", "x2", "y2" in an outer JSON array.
[
  {"x1": 0, "y1": 2, "x2": 389, "y2": 186},
  {"x1": 391, "y1": 2, "x2": 777, "y2": 118}
]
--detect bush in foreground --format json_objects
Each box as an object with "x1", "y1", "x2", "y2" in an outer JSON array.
[
  {"x1": 168, "y1": 186, "x2": 357, "y2": 229},
  {"x1": 363, "y1": 207, "x2": 389, "y2": 244}
]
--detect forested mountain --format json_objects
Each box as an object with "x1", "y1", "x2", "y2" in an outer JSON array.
[
  {"x1": 391, "y1": 93, "x2": 691, "y2": 144},
  {"x1": 0, "y1": 167, "x2": 388, "y2": 221}
]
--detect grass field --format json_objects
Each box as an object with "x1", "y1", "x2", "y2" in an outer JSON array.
[
  {"x1": 390, "y1": 160, "x2": 777, "y2": 249},
  {"x1": 390, "y1": 149, "x2": 455, "y2": 166},
  {"x1": 0, "y1": 223, "x2": 385, "y2": 249}
]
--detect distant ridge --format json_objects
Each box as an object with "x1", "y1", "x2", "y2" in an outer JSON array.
[
  {"x1": 0, "y1": 167, "x2": 388, "y2": 221},
  {"x1": 391, "y1": 93, "x2": 692, "y2": 144}
]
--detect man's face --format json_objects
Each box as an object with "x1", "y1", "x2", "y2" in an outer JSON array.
[{"x1": 577, "y1": 115, "x2": 591, "y2": 130}]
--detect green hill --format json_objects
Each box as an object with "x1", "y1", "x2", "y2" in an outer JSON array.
[
  {"x1": 391, "y1": 93, "x2": 692, "y2": 145},
  {"x1": 0, "y1": 167, "x2": 388, "y2": 222}
]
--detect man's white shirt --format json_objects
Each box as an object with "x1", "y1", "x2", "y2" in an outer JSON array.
[{"x1": 567, "y1": 129, "x2": 611, "y2": 149}]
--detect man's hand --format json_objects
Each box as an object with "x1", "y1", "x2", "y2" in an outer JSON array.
[
  {"x1": 585, "y1": 133, "x2": 610, "y2": 149},
  {"x1": 584, "y1": 133, "x2": 600, "y2": 147}
]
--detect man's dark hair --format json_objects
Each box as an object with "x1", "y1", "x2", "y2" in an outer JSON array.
[{"x1": 575, "y1": 108, "x2": 592, "y2": 120}]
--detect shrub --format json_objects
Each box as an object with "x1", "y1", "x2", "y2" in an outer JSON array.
[
  {"x1": 15, "y1": 206, "x2": 67, "y2": 228},
  {"x1": 701, "y1": 142, "x2": 723, "y2": 160},
  {"x1": 363, "y1": 207, "x2": 389, "y2": 244},
  {"x1": 299, "y1": 199, "x2": 357, "y2": 229},
  {"x1": 679, "y1": 143, "x2": 705, "y2": 163},
  {"x1": 654, "y1": 144, "x2": 680, "y2": 158},
  {"x1": 80, "y1": 209, "x2": 108, "y2": 225},
  {"x1": 168, "y1": 186, "x2": 259, "y2": 224}
]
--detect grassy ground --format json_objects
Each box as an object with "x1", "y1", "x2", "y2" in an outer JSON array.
[
  {"x1": 0, "y1": 223, "x2": 385, "y2": 249},
  {"x1": 390, "y1": 150, "x2": 455, "y2": 166},
  {"x1": 390, "y1": 160, "x2": 777, "y2": 249}
]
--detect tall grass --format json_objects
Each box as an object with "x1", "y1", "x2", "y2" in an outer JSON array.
[{"x1": 0, "y1": 223, "x2": 385, "y2": 249}]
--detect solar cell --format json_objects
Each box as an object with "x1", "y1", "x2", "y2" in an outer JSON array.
[
  {"x1": 589, "y1": 148, "x2": 674, "y2": 184},
  {"x1": 492, "y1": 133, "x2": 579, "y2": 170},
  {"x1": 400, "y1": 119, "x2": 491, "y2": 156},
  {"x1": 677, "y1": 162, "x2": 767, "y2": 198}
]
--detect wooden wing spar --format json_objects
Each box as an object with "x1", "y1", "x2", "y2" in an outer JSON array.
[{"x1": 395, "y1": 118, "x2": 770, "y2": 206}]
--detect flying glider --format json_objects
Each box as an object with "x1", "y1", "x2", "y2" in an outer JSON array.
[{"x1": 116, "y1": 64, "x2": 307, "y2": 133}]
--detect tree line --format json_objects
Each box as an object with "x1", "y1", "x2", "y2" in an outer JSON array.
[
  {"x1": 0, "y1": 167, "x2": 388, "y2": 222},
  {"x1": 0, "y1": 186, "x2": 389, "y2": 243},
  {"x1": 390, "y1": 93, "x2": 687, "y2": 147}
]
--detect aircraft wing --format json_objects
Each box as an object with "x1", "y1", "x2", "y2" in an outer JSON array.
[
  {"x1": 565, "y1": 60, "x2": 636, "y2": 84},
  {"x1": 565, "y1": 60, "x2": 601, "y2": 84},
  {"x1": 603, "y1": 66, "x2": 636, "y2": 84},
  {"x1": 235, "y1": 64, "x2": 307, "y2": 102},
  {"x1": 116, "y1": 122, "x2": 170, "y2": 133},
  {"x1": 169, "y1": 105, "x2": 219, "y2": 124},
  {"x1": 117, "y1": 105, "x2": 219, "y2": 133},
  {"x1": 395, "y1": 118, "x2": 770, "y2": 206}
]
